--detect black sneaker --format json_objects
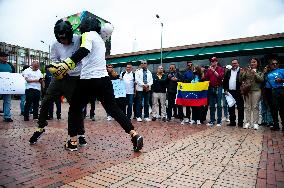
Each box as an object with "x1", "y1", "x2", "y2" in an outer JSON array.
[
  {"x1": 57, "y1": 114, "x2": 61, "y2": 120},
  {"x1": 152, "y1": 117, "x2": 157, "y2": 121},
  {"x1": 3, "y1": 118, "x2": 13, "y2": 122},
  {"x1": 29, "y1": 129, "x2": 45, "y2": 144},
  {"x1": 65, "y1": 140, "x2": 78, "y2": 151},
  {"x1": 131, "y1": 134, "x2": 143, "y2": 152},
  {"x1": 162, "y1": 117, "x2": 167, "y2": 122},
  {"x1": 271, "y1": 127, "x2": 280, "y2": 131},
  {"x1": 78, "y1": 136, "x2": 87, "y2": 147},
  {"x1": 24, "y1": 117, "x2": 29, "y2": 121}
]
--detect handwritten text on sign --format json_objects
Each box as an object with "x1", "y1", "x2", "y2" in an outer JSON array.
[
  {"x1": 111, "y1": 79, "x2": 126, "y2": 98},
  {"x1": 0, "y1": 73, "x2": 26, "y2": 94}
]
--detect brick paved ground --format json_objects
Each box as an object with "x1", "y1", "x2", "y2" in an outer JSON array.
[{"x1": 0, "y1": 100, "x2": 283, "y2": 188}]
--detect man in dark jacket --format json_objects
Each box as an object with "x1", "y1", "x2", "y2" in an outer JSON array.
[
  {"x1": 223, "y1": 59, "x2": 244, "y2": 127},
  {"x1": 166, "y1": 64, "x2": 183, "y2": 121},
  {"x1": 151, "y1": 65, "x2": 168, "y2": 121}
]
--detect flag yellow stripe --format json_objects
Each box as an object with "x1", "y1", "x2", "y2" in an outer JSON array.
[
  {"x1": 80, "y1": 33, "x2": 87, "y2": 48},
  {"x1": 177, "y1": 81, "x2": 209, "y2": 92}
]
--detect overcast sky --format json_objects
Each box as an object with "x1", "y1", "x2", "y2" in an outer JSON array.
[{"x1": 0, "y1": 0, "x2": 283, "y2": 55}]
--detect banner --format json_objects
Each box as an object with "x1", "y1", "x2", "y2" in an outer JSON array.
[
  {"x1": 175, "y1": 81, "x2": 209, "y2": 106},
  {"x1": 0, "y1": 73, "x2": 26, "y2": 94},
  {"x1": 111, "y1": 79, "x2": 126, "y2": 98}
]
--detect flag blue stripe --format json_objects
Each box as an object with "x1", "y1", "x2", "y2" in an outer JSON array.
[{"x1": 176, "y1": 90, "x2": 208, "y2": 99}]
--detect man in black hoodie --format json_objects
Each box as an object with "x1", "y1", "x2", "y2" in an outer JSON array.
[{"x1": 166, "y1": 64, "x2": 183, "y2": 121}]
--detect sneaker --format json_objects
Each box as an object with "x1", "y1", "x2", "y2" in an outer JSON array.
[
  {"x1": 216, "y1": 123, "x2": 222, "y2": 127},
  {"x1": 243, "y1": 123, "x2": 249, "y2": 129},
  {"x1": 152, "y1": 117, "x2": 157, "y2": 121},
  {"x1": 271, "y1": 127, "x2": 280, "y2": 131},
  {"x1": 107, "y1": 116, "x2": 112, "y2": 121},
  {"x1": 3, "y1": 118, "x2": 13, "y2": 122},
  {"x1": 196, "y1": 120, "x2": 201, "y2": 125},
  {"x1": 181, "y1": 120, "x2": 185, "y2": 125},
  {"x1": 29, "y1": 129, "x2": 45, "y2": 144},
  {"x1": 91, "y1": 117, "x2": 96, "y2": 121},
  {"x1": 57, "y1": 114, "x2": 61, "y2": 120},
  {"x1": 131, "y1": 134, "x2": 143, "y2": 152},
  {"x1": 64, "y1": 140, "x2": 78, "y2": 151},
  {"x1": 253, "y1": 124, "x2": 259, "y2": 130},
  {"x1": 78, "y1": 136, "x2": 87, "y2": 147},
  {"x1": 162, "y1": 117, "x2": 167, "y2": 122},
  {"x1": 144, "y1": 118, "x2": 151, "y2": 122},
  {"x1": 226, "y1": 118, "x2": 230, "y2": 122},
  {"x1": 190, "y1": 120, "x2": 196, "y2": 125},
  {"x1": 137, "y1": 117, "x2": 142, "y2": 122},
  {"x1": 24, "y1": 117, "x2": 29, "y2": 121},
  {"x1": 184, "y1": 118, "x2": 190, "y2": 123},
  {"x1": 206, "y1": 122, "x2": 214, "y2": 126}
]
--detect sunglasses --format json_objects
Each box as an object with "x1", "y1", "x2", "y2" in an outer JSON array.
[{"x1": 141, "y1": 62, "x2": 147, "y2": 64}]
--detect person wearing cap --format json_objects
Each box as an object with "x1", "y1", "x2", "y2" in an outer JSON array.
[
  {"x1": 0, "y1": 51, "x2": 15, "y2": 122},
  {"x1": 204, "y1": 57, "x2": 224, "y2": 126}
]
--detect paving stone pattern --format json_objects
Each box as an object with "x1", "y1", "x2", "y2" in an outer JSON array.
[
  {"x1": 64, "y1": 127, "x2": 267, "y2": 188},
  {"x1": 1, "y1": 101, "x2": 284, "y2": 187}
]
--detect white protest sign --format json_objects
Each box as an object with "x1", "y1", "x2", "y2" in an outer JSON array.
[
  {"x1": 0, "y1": 72, "x2": 26, "y2": 94},
  {"x1": 111, "y1": 79, "x2": 126, "y2": 98}
]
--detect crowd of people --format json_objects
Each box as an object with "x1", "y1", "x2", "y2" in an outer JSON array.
[
  {"x1": 104, "y1": 57, "x2": 283, "y2": 132},
  {"x1": 1, "y1": 18, "x2": 283, "y2": 153}
]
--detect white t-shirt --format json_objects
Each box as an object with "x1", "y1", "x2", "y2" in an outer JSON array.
[
  {"x1": 79, "y1": 31, "x2": 108, "y2": 79},
  {"x1": 50, "y1": 34, "x2": 82, "y2": 76},
  {"x1": 22, "y1": 68, "x2": 43, "y2": 91},
  {"x1": 229, "y1": 67, "x2": 239, "y2": 90},
  {"x1": 120, "y1": 71, "x2": 135, "y2": 94}
]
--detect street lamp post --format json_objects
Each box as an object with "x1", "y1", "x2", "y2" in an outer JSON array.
[
  {"x1": 156, "y1": 14, "x2": 163, "y2": 66},
  {"x1": 40, "y1": 40, "x2": 50, "y2": 64}
]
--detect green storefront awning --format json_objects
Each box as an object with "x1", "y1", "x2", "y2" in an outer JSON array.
[{"x1": 107, "y1": 38, "x2": 284, "y2": 65}]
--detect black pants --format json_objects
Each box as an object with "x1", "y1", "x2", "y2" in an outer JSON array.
[
  {"x1": 192, "y1": 106, "x2": 201, "y2": 121},
  {"x1": 24, "y1": 88, "x2": 41, "y2": 119},
  {"x1": 228, "y1": 90, "x2": 244, "y2": 126},
  {"x1": 68, "y1": 77, "x2": 134, "y2": 137},
  {"x1": 167, "y1": 92, "x2": 183, "y2": 120},
  {"x1": 37, "y1": 76, "x2": 84, "y2": 136},
  {"x1": 270, "y1": 88, "x2": 284, "y2": 129}
]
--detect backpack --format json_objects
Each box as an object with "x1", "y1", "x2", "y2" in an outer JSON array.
[{"x1": 121, "y1": 71, "x2": 135, "y2": 81}]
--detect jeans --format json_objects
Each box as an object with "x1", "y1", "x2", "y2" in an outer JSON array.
[
  {"x1": 136, "y1": 91, "x2": 150, "y2": 118},
  {"x1": 126, "y1": 94, "x2": 134, "y2": 119},
  {"x1": 20, "y1": 94, "x2": 26, "y2": 114},
  {"x1": 2, "y1": 94, "x2": 12, "y2": 118},
  {"x1": 208, "y1": 87, "x2": 223, "y2": 124}
]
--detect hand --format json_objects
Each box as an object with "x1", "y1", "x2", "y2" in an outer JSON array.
[
  {"x1": 171, "y1": 77, "x2": 177, "y2": 81},
  {"x1": 275, "y1": 77, "x2": 283, "y2": 83},
  {"x1": 48, "y1": 58, "x2": 75, "y2": 80}
]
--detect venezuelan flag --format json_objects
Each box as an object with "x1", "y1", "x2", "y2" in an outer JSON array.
[{"x1": 175, "y1": 81, "x2": 209, "y2": 106}]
